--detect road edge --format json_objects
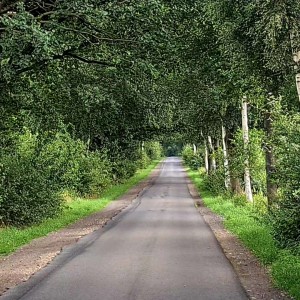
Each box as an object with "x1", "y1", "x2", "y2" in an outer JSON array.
[
  {"x1": 185, "y1": 170, "x2": 291, "y2": 300},
  {"x1": 0, "y1": 160, "x2": 164, "y2": 297}
]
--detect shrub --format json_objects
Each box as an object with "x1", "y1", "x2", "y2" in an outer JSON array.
[
  {"x1": 77, "y1": 151, "x2": 112, "y2": 196},
  {"x1": 202, "y1": 147, "x2": 227, "y2": 194},
  {"x1": 111, "y1": 159, "x2": 138, "y2": 182},
  {"x1": 182, "y1": 144, "x2": 194, "y2": 166},
  {"x1": 0, "y1": 130, "x2": 62, "y2": 226},
  {"x1": 182, "y1": 145, "x2": 203, "y2": 169},
  {"x1": 145, "y1": 141, "x2": 163, "y2": 160},
  {"x1": 271, "y1": 113, "x2": 300, "y2": 250},
  {"x1": 137, "y1": 150, "x2": 151, "y2": 169},
  {"x1": 38, "y1": 131, "x2": 86, "y2": 190}
]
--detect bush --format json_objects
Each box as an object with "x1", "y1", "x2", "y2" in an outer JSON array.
[
  {"x1": 39, "y1": 132, "x2": 113, "y2": 197},
  {"x1": 182, "y1": 144, "x2": 203, "y2": 170},
  {"x1": 229, "y1": 129, "x2": 266, "y2": 194},
  {"x1": 270, "y1": 200, "x2": 300, "y2": 251},
  {"x1": 111, "y1": 159, "x2": 138, "y2": 182},
  {"x1": 271, "y1": 113, "x2": 300, "y2": 250},
  {"x1": 202, "y1": 147, "x2": 227, "y2": 194},
  {"x1": 0, "y1": 130, "x2": 62, "y2": 226},
  {"x1": 137, "y1": 150, "x2": 151, "y2": 169},
  {"x1": 145, "y1": 141, "x2": 163, "y2": 160},
  {"x1": 0, "y1": 129, "x2": 115, "y2": 226},
  {"x1": 38, "y1": 131, "x2": 86, "y2": 190},
  {"x1": 182, "y1": 144, "x2": 194, "y2": 166},
  {"x1": 77, "y1": 151, "x2": 112, "y2": 196},
  {"x1": 253, "y1": 193, "x2": 268, "y2": 215}
]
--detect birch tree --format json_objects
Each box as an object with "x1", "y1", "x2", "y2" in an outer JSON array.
[{"x1": 241, "y1": 96, "x2": 253, "y2": 202}]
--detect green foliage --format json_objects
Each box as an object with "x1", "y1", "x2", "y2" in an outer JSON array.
[
  {"x1": 137, "y1": 151, "x2": 151, "y2": 169},
  {"x1": 182, "y1": 144, "x2": 203, "y2": 170},
  {"x1": 202, "y1": 172, "x2": 226, "y2": 195},
  {"x1": 188, "y1": 168, "x2": 300, "y2": 299},
  {"x1": 165, "y1": 144, "x2": 181, "y2": 156},
  {"x1": 38, "y1": 131, "x2": 113, "y2": 197},
  {"x1": 144, "y1": 141, "x2": 163, "y2": 160},
  {"x1": 271, "y1": 113, "x2": 300, "y2": 250},
  {"x1": 0, "y1": 128, "x2": 160, "y2": 226},
  {"x1": 76, "y1": 151, "x2": 112, "y2": 197},
  {"x1": 0, "y1": 131, "x2": 62, "y2": 226},
  {"x1": 202, "y1": 147, "x2": 227, "y2": 194},
  {"x1": 272, "y1": 251, "x2": 300, "y2": 298},
  {"x1": 0, "y1": 160, "x2": 160, "y2": 256},
  {"x1": 232, "y1": 194, "x2": 248, "y2": 207},
  {"x1": 189, "y1": 168, "x2": 278, "y2": 264},
  {"x1": 253, "y1": 193, "x2": 268, "y2": 215},
  {"x1": 230, "y1": 129, "x2": 266, "y2": 194},
  {"x1": 182, "y1": 144, "x2": 194, "y2": 165},
  {"x1": 111, "y1": 159, "x2": 138, "y2": 182},
  {"x1": 38, "y1": 131, "x2": 87, "y2": 190}
]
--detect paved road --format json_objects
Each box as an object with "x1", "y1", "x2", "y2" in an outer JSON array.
[{"x1": 3, "y1": 158, "x2": 248, "y2": 300}]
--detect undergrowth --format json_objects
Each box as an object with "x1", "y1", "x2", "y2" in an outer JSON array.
[
  {"x1": 187, "y1": 168, "x2": 300, "y2": 300},
  {"x1": 0, "y1": 160, "x2": 160, "y2": 256}
]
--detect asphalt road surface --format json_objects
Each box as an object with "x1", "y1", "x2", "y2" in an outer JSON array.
[{"x1": 3, "y1": 157, "x2": 248, "y2": 300}]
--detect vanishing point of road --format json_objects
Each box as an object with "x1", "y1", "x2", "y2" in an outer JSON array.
[{"x1": 2, "y1": 157, "x2": 248, "y2": 300}]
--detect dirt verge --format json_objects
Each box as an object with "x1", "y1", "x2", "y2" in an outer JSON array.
[
  {"x1": 186, "y1": 179, "x2": 291, "y2": 300},
  {"x1": 0, "y1": 163, "x2": 163, "y2": 296}
]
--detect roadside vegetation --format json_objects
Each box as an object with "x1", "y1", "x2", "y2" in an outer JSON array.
[
  {"x1": 0, "y1": 160, "x2": 161, "y2": 256},
  {"x1": 185, "y1": 161, "x2": 300, "y2": 300},
  {"x1": 0, "y1": 0, "x2": 299, "y2": 294}
]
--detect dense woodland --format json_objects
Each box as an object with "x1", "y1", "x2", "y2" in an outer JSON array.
[{"x1": 0, "y1": 0, "x2": 299, "y2": 257}]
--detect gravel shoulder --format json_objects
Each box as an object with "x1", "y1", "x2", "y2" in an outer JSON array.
[
  {"x1": 0, "y1": 163, "x2": 163, "y2": 296},
  {"x1": 186, "y1": 178, "x2": 291, "y2": 300}
]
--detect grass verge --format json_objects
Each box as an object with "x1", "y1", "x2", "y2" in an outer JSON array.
[
  {"x1": 0, "y1": 160, "x2": 161, "y2": 257},
  {"x1": 187, "y1": 168, "x2": 300, "y2": 300}
]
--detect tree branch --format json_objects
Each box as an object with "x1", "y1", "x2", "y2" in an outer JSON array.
[{"x1": 58, "y1": 52, "x2": 115, "y2": 66}]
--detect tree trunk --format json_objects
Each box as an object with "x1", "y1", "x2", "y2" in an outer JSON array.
[
  {"x1": 296, "y1": 73, "x2": 300, "y2": 102},
  {"x1": 222, "y1": 125, "x2": 231, "y2": 190},
  {"x1": 193, "y1": 144, "x2": 197, "y2": 155},
  {"x1": 230, "y1": 177, "x2": 243, "y2": 194},
  {"x1": 227, "y1": 129, "x2": 243, "y2": 194},
  {"x1": 242, "y1": 97, "x2": 253, "y2": 202},
  {"x1": 264, "y1": 96, "x2": 277, "y2": 206},
  {"x1": 291, "y1": 31, "x2": 300, "y2": 101},
  {"x1": 208, "y1": 136, "x2": 216, "y2": 172},
  {"x1": 204, "y1": 140, "x2": 209, "y2": 174}
]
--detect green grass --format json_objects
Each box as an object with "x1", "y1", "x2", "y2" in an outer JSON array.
[
  {"x1": 187, "y1": 168, "x2": 300, "y2": 300},
  {"x1": 0, "y1": 160, "x2": 161, "y2": 257}
]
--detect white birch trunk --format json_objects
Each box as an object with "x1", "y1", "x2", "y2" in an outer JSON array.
[
  {"x1": 291, "y1": 32, "x2": 300, "y2": 102},
  {"x1": 242, "y1": 96, "x2": 253, "y2": 202},
  {"x1": 204, "y1": 140, "x2": 209, "y2": 174},
  {"x1": 296, "y1": 73, "x2": 300, "y2": 102},
  {"x1": 193, "y1": 144, "x2": 197, "y2": 155},
  {"x1": 208, "y1": 136, "x2": 216, "y2": 171},
  {"x1": 222, "y1": 125, "x2": 231, "y2": 190}
]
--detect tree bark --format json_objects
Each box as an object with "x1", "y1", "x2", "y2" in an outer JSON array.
[
  {"x1": 193, "y1": 144, "x2": 197, "y2": 155},
  {"x1": 222, "y1": 125, "x2": 231, "y2": 190},
  {"x1": 296, "y1": 73, "x2": 300, "y2": 102},
  {"x1": 264, "y1": 96, "x2": 277, "y2": 206},
  {"x1": 204, "y1": 140, "x2": 209, "y2": 174},
  {"x1": 291, "y1": 31, "x2": 300, "y2": 102},
  {"x1": 242, "y1": 97, "x2": 253, "y2": 202},
  {"x1": 227, "y1": 129, "x2": 243, "y2": 194},
  {"x1": 207, "y1": 136, "x2": 216, "y2": 172}
]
